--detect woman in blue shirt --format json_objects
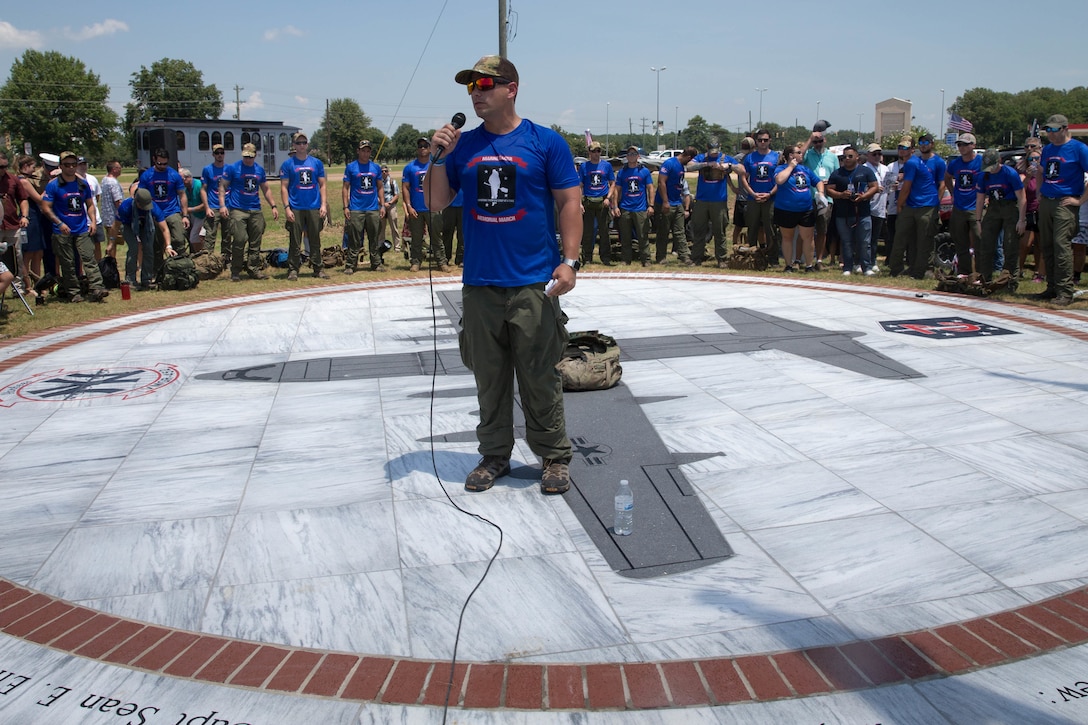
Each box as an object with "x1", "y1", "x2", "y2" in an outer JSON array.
[{"x1": 774, "y1": 144, "x2": 825, "y2": 272}]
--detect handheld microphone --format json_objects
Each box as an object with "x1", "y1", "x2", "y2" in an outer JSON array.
[{"x1": 434, "y1": 113, "x2": 466, "y2": 163}]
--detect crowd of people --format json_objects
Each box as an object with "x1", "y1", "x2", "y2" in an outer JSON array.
[{"x1": 575, "y1": 115, "x2": 1088, "y2": 305}]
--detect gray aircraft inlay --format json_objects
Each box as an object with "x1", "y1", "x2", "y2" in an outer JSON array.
[{"x1": 197, "y1": 296, "x2": 922, "y2": 578}]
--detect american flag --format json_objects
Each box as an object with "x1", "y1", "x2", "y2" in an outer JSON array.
[{"x1": 948, "y1": 113, "x2": 973, "y2": 133}]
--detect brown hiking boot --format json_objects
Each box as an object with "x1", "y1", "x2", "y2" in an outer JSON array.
[
  {"x1": 540, "y1": 459, "x2": 570, "y2": 495},
  {"x1": 465, "y1": 455, "x2": 511, "y2": 492}
]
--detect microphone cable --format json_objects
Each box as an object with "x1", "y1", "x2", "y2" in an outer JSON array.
[{"x1": 422, "y1": 132, "x2": 505, "y2": 724}]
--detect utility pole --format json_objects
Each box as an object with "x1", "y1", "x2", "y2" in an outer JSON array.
[
  {"x1": 233, "y1": 85, "x2": 244, "y2": 120},
  {"x1": 499, "y1": 0, "x2": 507, "y2": 58},
  {"x1": 639, "y1": 117, "x2": 650, "y2": 152}
]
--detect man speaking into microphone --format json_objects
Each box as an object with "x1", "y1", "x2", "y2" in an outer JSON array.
[{"x1": 425, "y1": 55, "x2": 581, "y2": 495}]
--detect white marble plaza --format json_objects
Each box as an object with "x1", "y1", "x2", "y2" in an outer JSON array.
[{"x1": 1, "y1": 273, "x2": 1087, "y2": 723}]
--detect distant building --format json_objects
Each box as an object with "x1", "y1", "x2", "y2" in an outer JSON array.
[
  {"x1": 134, "y1": 119, "x2": 301, "y2": 173},
  {"x1": 875, "y1": 98, "x2": 912, "y2": 143}
]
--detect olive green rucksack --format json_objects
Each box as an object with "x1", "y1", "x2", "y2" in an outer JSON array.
[
  {"x1": 159, "y1": 255, "x2": 200, "y2": 291},
  {"x1": 556, "y1": 331, "x2": 623, "y2": 391}
]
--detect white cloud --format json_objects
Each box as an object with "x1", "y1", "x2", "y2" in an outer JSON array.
[
  {"x1": 263, "y1": 25, "x2": 304, "y2": 41},
  {"x1": 239, "y1": 91, "x2": 265, "y2": 115},
  {"x1": 295, "y1": 96, "x2": 309, "y2": 106},
  {"x1": 0, "y1": 21, "x2": 44, "y2": 49},
  {"x1": 556, "y1": 108, "x2": 577, "y2": 128},
  {"x1": 62, "y1": 19, "x2": 129, "y2": 41}
]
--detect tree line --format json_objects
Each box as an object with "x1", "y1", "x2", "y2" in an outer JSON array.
[{"x1": 2, "y1": 49, "x2": 1084, "y2": 166}]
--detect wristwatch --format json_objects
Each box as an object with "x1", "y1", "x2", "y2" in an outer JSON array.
[{"x1": 562, "y1": 257, "x2": 581, "y2": 271}]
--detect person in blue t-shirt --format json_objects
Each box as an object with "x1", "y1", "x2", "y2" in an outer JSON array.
[
  {"x1": 119, "y1": 188, "x2": 170, "y2": 289},
  {"x1": 774, "y1": 144, "x2": 825, "y2": 272},
  {"x1": 402, "y1": 138, "x2": 447, "y2": 272},
  {"x1": 40, "y1": 150, "x2": 108, "y2": 301},
  {"x1": 1033, "y1": 114, "x2": 1088, "y2": 304},
  {"x1": 975, "y1": 149, "x2": 1026, "y2": 286},
  {"x1": 579, "y1": 141, "x2": 615, "y2": 265},
  {"x1": 425, "y1": 55, "x2": 580, "y2": 496},
  {"x1": 342, "y1": 139, "x2": 385, "y2": 273},
  {"x1": 826, "y1": 147, "x2": 880, "y2": 275},
  {"x1": 655, "y1": 146, "x2": 696, "y2": 265},
  {"x1": 200, "y1": 144, "x2": 232, "y2": 263},
  {"x1": 945, "y1": 133, "x2": 983, "y2": 275},
  {"x1": 686, "y1": 139, "x2": 740, "y2": 266},
  {"x1": 612, "y1": 146, "x2": 656, "y2": 266},
  {"x1": 280, "y1": 132, "x2": 328, "y2": 279},
  {"x1": 219, "y1": 142, "x2": 279, "y2": 281},
  {"x1": 888, "y1": 135, "x2": 941, "y2": 279},
  {"x1": 138, "y1": 148, "x2": 189, "y2": 274},
  {"x1": 741, "y1": 130, "x2": 781, "y2": 261}
]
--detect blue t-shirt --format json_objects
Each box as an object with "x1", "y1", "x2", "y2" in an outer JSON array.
[
  {"x1": 201, "y1": 163, "x2": 229, "y2": 211},
  {"x1": 616, "y1": 165, "x2": 653, "y2": 212},
  {"x1": 827, "y1": 164, "x2": 878, "y2": 217},
  {"x1": 773, "y1": 164, "x2": 820, "y2": 213},
  {"x1": 658, "y1": 156, "x2": 687, "y2": 205},
  {"x1": 579, "y1": 160, "x2": 614, "y2": 200},
  {"x1": 117, "y1": 197, "x2": 167, "y2": 226},
  {"x1": 978, "y1": 165, "x2": 1024, "y2": 203},
  {"x1": 279, "y1": 155, "x2": 325, "y2": 210},
  {"x1": 1041, "y1": 139, "x2": 1088, "y2": 199},
  {"x1": 743, "y1": 150, "x2": 780, "y2": 195},
  {"x1": 402, "y1": 158, "x2": 430, "y2": 212},
  {"x1": 138, "y1": 166, "x2": 184, "y2": 217},
  {"x1": 902, "y1": 155, "x2": 939, "y2": 208},
  {"x1": 445, "y1": 118, "x2": 578, "y2": 287},
  {"x1": 693, "y1": 152, "x2": 738, "y2": 203},
  {"x1": 42, "y1": 177, "x2": 93, "y2": 234},
  {"x1": 922, "y1": 154, "x2": 947, "y2": 190},
  {"x1": 222, "y1": 161, "x2": 267, "y2": 211},
  {"x1": 947, "y1": 155, "x2": 982, "y2": 211},
  {"x1": 343, "y1": 159, "x2": 382, "y2": 212}
]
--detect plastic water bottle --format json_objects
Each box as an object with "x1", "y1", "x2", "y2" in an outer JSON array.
[{"x1": 614, "y1": 479, "x2": 633, "y2": 536}]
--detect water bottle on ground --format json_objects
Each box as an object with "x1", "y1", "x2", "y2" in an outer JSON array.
[{"x1": 614, "y1": 479, "x2": 633, "y2": 536}]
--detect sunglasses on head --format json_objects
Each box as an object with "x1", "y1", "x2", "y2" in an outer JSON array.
[{"x1": 466, "y1": 77, "x2": 509, "y2": 93}]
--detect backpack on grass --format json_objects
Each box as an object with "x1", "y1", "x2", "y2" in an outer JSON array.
[
  {"x1": 159, "y1": 255, "x2": 199, "y2": 291},
  {"x1": 556, "y1": 331, "x2": 623, "y2": 391}
]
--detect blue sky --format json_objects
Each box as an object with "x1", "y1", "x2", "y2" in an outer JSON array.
[{"x1": 1, "y1": 1, "x2": 1084, "y2": 147}]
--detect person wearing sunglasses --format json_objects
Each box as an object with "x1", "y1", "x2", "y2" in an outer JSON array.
[
  {"x1": 799, "y1": 130, "x2": 838, "y2": 270},
  {"x1": 975, "y1": 148, "x2": 1026, "y2": 289},
  {"x1": 888, "y1": 134, "x2": 941, "y2": 280},
  {"x1": 945, "y1": 133, "x2": 982, "y2": 275},
  {"x1": 883, "y1": 138, "x2": 914, "y2": 270},
  {"x1": 863, "y1": 144, "x2": 889, "y2": 272},
  {"x1": 280, "y1": 132, "x2": 329, "y2": 280},
  {"x1": 656, "y1": 145, "x2": 696, "y2": 266},
  {"x1": 741, "y1": 130, "x2": 780, "y2": 263},
  {"x1": 219, "y1": 143, "x2": 278, "y2": 281},
  {"x1": 425, "y1": 55, "x2": 581, "y2": 496},
  {"x1": 41, "y1": 150, "x2": 108, "y2": 302},
  {"x1": 773, "y1": 144, "x2": 825, "y2": 272},
  {"x1": 200, "y1": 144, "x2": 233, "y2": 266},
  {"x1": 579, "y1": 140, "x2": 615, "y2": 266},
  {"x1": 1033, "y1": 114, "x2": 1088, "y2": 305},
  {"x1": 402, "y1": 136, "x2": 448, "y2": 273},
  {"x1": 826, "y1": 146, "x2": 879, "y2": 275},
  {"x1": 138, "y1": 148, "x2": 189, "y2": 273},
  {"x1": 1015, "y1": 145, "x2": 1043, "y2": 281}
]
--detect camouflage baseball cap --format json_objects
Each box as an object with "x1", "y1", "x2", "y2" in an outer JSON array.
[
  {"x1": 981, "y1": 148, "x2": 1002, "y2": 173},
  {"x1": 455, "y1": 55, "x2": 519, "y2": 85}
]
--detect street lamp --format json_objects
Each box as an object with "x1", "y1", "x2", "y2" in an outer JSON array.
[
  {"x1": 816, "y1": 100, "x2": 821, "y2": 123},
  {"x1": 755, "y1": 87, "x2": 768, "y2": 128},
  {"x1": 857, "y1": 112, "x2": 864, "y2": 145},
  {"x1": 651, "y1": 66, "x2": 667, "y2": 151},
  {"x1": 940, "y1": 88, "x2": 946, "y2": 137},
  {"x1": 674, "y1": 106, "x2": 679, "y2": 149},
  {"x1": 606, "y1": 101, "x2": 610, "y2": 156}
]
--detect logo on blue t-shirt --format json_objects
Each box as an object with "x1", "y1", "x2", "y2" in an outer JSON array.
[
  {"x1": 298, "y1": 168, "x2": 314, "y2": 186},
  {"x1": 65, "y1": 196, "x2": 83, "y2": 214},
  {"x1": 1046, "y1": 159, "x2": 1061, "y2": 179},
  {"x1": 957, "y1": 171, "x2": 975, "y2": 190},
  {"x1": 243, "y1": 177, "x2": 258, "y2": 193},
  {"x1": 591, "y1": 171, "x2": 603, "y2": 186},
  {"x1": 477, "y1": 165, "x2": 515, "y2": 212},
  {"x1": 627, "y1": 178, "x2": 640, "y2": 194},
  {"x1": 360, "y1": 175, "x2": 373, "y2": 190},
  {"x1": 755, "y1": 165, "x2": 770, "y2": 181},
  {"x1": 793, "y1": 172, "x2": 810, "y2": 190},
  {"x1": 153, "y1": 181, "x2": 169, "y2": 200}
]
